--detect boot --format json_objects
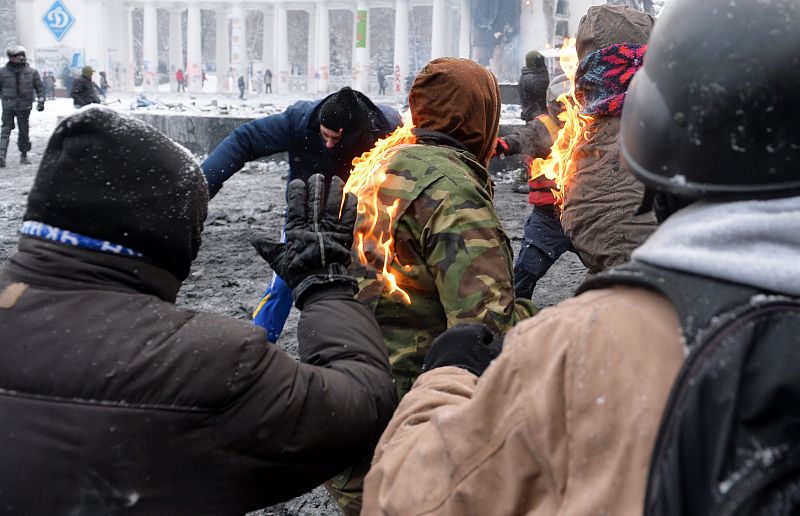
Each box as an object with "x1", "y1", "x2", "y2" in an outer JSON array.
[
  {"x1": 0, "y1": 138, "x2": 7, "y2": 168},
  {"x1": 20, "y1": 152, "x2": 30, "y2": 165}
]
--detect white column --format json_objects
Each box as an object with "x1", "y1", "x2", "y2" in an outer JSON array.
[
  {"x1": 316, "y1": 0, "x2": 330, "y2": 94},
  {"x1": 186, "y1": 3, "x2": 203, "y2": 92},
  {"x1": 274, "y1": 2, "x2": 289, "y2": 94},
  {"x1": 430, "y1": 0, "x2": 447, "y2": 59},
  {"x1": 353, "y1": 1, "x2": 369, "y2": 92},
  {"x1": 307, "y1": 8, "x2": 317, "y2": 93},
  {"x1": 230, "y1": 3, "x2": 247, "y2": 81},
  {"x1": 105, "y1": 1, "x2": 129, "y2": 91},
  {"x1": 216, "y1": 7, "x2": 230, "y2": 93},
  {"x1": 142, "y1": 3, "x2": 159, "y2": 92},
  {"x1": 124, "y1": 6, "x2": 136, "y2": 91},
  {"x1": 459, "y1": 0, "x2": 471, "y2": 58},
  {"x1": 262, "y1": 7, "x2": 275, "y2": 79},
  {"x1": 84, "y1": 0, "x2": 104, "y2": 73},
  {"x1": 168, "y1": 8, "x2": 183, "y2": 92},
  {"x1": 15, "y1": 0, "x2": 35, "y2": 63},
  {"x1": 393, "y1": 0, "x2": 409, "y2": 95}
]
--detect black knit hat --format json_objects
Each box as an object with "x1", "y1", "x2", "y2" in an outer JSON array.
[
  {"x1": 318, "y1": 86, "x2": 368, "y2": 133},
  {"x1": 24, "y1": 106, "x2": 208, "y2": 280}
]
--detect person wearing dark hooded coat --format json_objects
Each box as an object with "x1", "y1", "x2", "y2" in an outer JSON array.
[
  {"x1": 202, "y1": 87, "x2": 401, "y2": 344},
  {"x1": 0, "y1": 106, "x2": 396, "y2": 515}
]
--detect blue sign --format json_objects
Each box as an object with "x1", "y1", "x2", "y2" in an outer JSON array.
[{"x1": 43, "y1": 0, "x2": 75, "y2": 42}]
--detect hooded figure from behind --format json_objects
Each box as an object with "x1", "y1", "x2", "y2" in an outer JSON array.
[
  {"x1": 560, "y1": 5, "x2": 658, "y2": 273},
  {"x1": 352, "y1": 57, "x2": 538, "y2": 399},
  {"x1": 519, "y1": 50, "x2": 549, "y2": 122},
  {"x1": 0, "y1": 106, "x2": 396, "y2": 514}
]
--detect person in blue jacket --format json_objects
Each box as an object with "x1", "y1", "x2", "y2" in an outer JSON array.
[{"x1": 202, "y1": 86, "x2": 401, "y2": 342}]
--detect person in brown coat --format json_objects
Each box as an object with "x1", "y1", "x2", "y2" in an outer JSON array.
[
  {"x1": 560, "y1": 5, "x2": 658, "y2": 273},
  {"x1": 0, "y1": 106, "x2": 396, "y2": 514},
  {"x1": 361, "y1": 0, "x2": 800, "y2": 513}
]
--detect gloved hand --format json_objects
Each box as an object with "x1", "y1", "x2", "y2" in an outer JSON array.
[
  {"x1": 36, "y1": 101, "x2": 45, "y2": 112},
  {"x1": 423, "y1": 324, "x2": 504, "y2": 377},
  {"x1": 251, "y1": 174, "x2": 359, "y2": 309},
  {"x1": 494, "y1": 137, "x2": 509, "y2": 158}
]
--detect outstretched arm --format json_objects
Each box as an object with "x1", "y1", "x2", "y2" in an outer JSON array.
[{"x1": 201, "y1": 110, "x2": 295, "y2": 198}]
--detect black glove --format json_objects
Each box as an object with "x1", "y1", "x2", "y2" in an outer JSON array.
[
  {"x1": 423, "y1": 324, "x2": 504, "y2": 377},
  {"x1": 36, "y1": 101, "x2": 44, "y2": 112},
  {"x1": 251, "y1": 174, "x2": 358, "y2": 309}
]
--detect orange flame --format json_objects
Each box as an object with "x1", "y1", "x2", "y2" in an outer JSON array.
[
  {"x1": 530, "y1": 37, "x2": 594, "y2": 206},
  {"x1": 344, "y1": 119, "x2": 417, "y2": 304}
]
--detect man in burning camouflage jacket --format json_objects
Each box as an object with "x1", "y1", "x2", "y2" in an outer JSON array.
[{"x1": 351, "y1": 57, "x2": 538, "y2": 398}]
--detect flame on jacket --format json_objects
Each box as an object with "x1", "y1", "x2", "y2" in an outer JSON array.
[
  {"x1": 530, "y1": 38, "x2": 594, "y2": 207},
  {"x1": 344, "y1": 119, "x2": 417, "y2": 304}
]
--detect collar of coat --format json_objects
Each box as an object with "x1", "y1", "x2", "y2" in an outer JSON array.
[
  {"x1": 5, "y1": 236, "x2": 181, "y2": 303},
  {"x1": 633, "y1": 195, "x2": 800, "y2": 297}
]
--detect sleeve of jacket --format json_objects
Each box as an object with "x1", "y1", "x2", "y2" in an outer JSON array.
[
  {"x1": 201, "y1": 108, "x2": 296, "y2": 198},
  {"x1": 216, "y1": 289, "x2": 397, "y2": 494},
  {"x1": 420, "y1": 179, "x2": 537, "y2": 334},
  {"x1": 32, "y1": 71, "x2": 45, "y2": 102},
  {"x1": 363, "y1": 288, "x2": 684, "y2": 516},
  {"x1": 502, "y1": 119, "x2": 553, "y2": 159},
  {"x1": 362, "y1": 338, "x2": 548, "y2": 516},
  {"x1": 69, "y1": 80, "x2": 81, "y2": 103}
]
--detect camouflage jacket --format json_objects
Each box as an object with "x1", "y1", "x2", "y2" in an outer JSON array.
[{"x1": 354, "y1": 133, "x2": 538, "y2": 397}]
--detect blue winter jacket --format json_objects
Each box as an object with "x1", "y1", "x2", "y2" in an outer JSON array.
[{"x1": 202, "y1": 91, "x2": 401, "y2": 198}]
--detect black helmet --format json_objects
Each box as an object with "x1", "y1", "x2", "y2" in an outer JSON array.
[
  {"x1": 621, "y1": 0, "x2": 800, "y2": 200},
  {"x1": 6, "y1": 45, "x2": 26, "y2": 59}
]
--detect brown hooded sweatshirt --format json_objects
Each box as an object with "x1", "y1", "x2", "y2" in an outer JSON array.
[{"x1": 561, "y1": 5, "x2": 659, "y2": 273}]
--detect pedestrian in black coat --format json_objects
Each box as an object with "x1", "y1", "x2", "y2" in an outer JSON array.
[
  {"x1": 70, "y1": 65, "x2": 101, "y2": 108},
  {"x1": 0, "y1": 45, "x2": 44, "y2": 167}
]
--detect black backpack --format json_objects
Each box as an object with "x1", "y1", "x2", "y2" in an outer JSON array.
[{"x1": 579, "y1": 261, "x2": 800, "y2": 516}]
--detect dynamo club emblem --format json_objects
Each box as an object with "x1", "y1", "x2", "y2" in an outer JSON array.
[{"x1": 43, "y1": 0, "x2": 75, "y2": 42}]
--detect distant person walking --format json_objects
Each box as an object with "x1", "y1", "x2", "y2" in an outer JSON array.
[
  {"x1": 70, "y1": 66, "x2": 101, "y2": 109},
  {"x1": 0, "y1": 45, "x2": 44, "y2": 168},
  {"x1": 237, "y1": 75, "x2": 246, "y2": 99},
  {"x1": 98, "y1": 71, "x2": 109, "y2": 98},
  {"x1": 175, "y1": 69, "x2": 186, "y2": 92},
  {"x1": 264, "y1": 68, "x2": 272, "y2": 94},
  {"x1": 377, "y1": 67, "x2": 386, "y2": 95}
]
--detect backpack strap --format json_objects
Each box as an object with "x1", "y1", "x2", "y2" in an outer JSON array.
[{"x1": 577, "y1": 261, "x2": 764, "y2": 347}]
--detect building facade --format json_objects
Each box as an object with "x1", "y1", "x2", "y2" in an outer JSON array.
[{"x1": 13, "y1": 0, "x2": 613, "y2": 96}]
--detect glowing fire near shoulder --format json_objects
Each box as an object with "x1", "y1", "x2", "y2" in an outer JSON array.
[
  {"x1": 530, "y1": 37, "x2": 594, "y2": 207},
  {"x1": 344, "y1": 119, "x2": 417, "y2": 304}
]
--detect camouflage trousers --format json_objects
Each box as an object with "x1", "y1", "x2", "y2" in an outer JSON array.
[{"x1": 323, "y1": 460, "x2": 371, "y2": 516}]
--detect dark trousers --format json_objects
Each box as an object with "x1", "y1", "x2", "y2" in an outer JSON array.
[
  {"x1": 514, "y1": 205, "x2": 575, "y2": 299},
  {"x1": 1, "y1": 109, "x2": 32, "y2": 156}
]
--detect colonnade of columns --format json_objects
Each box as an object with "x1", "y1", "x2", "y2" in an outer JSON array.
[{"x1": 129, "y1": 0, "x2": 472, "y2": 96}]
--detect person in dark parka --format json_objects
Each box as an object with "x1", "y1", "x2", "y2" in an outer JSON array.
[
  {"x1": 0, "y1": 106, "x2": 396, "y2": 515},
  {"x1": 518, "y1": 50, "x2": 550, "y2": 122},
  {"x1": 0, "y1": 45, "x2": 44, "y2": 167},
  {"x1": 202, "y1": 86, "x2": 402, "y2": 343},
  {"x1": 70, "y1": 65, "x2": 101, "y2": 108}
]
